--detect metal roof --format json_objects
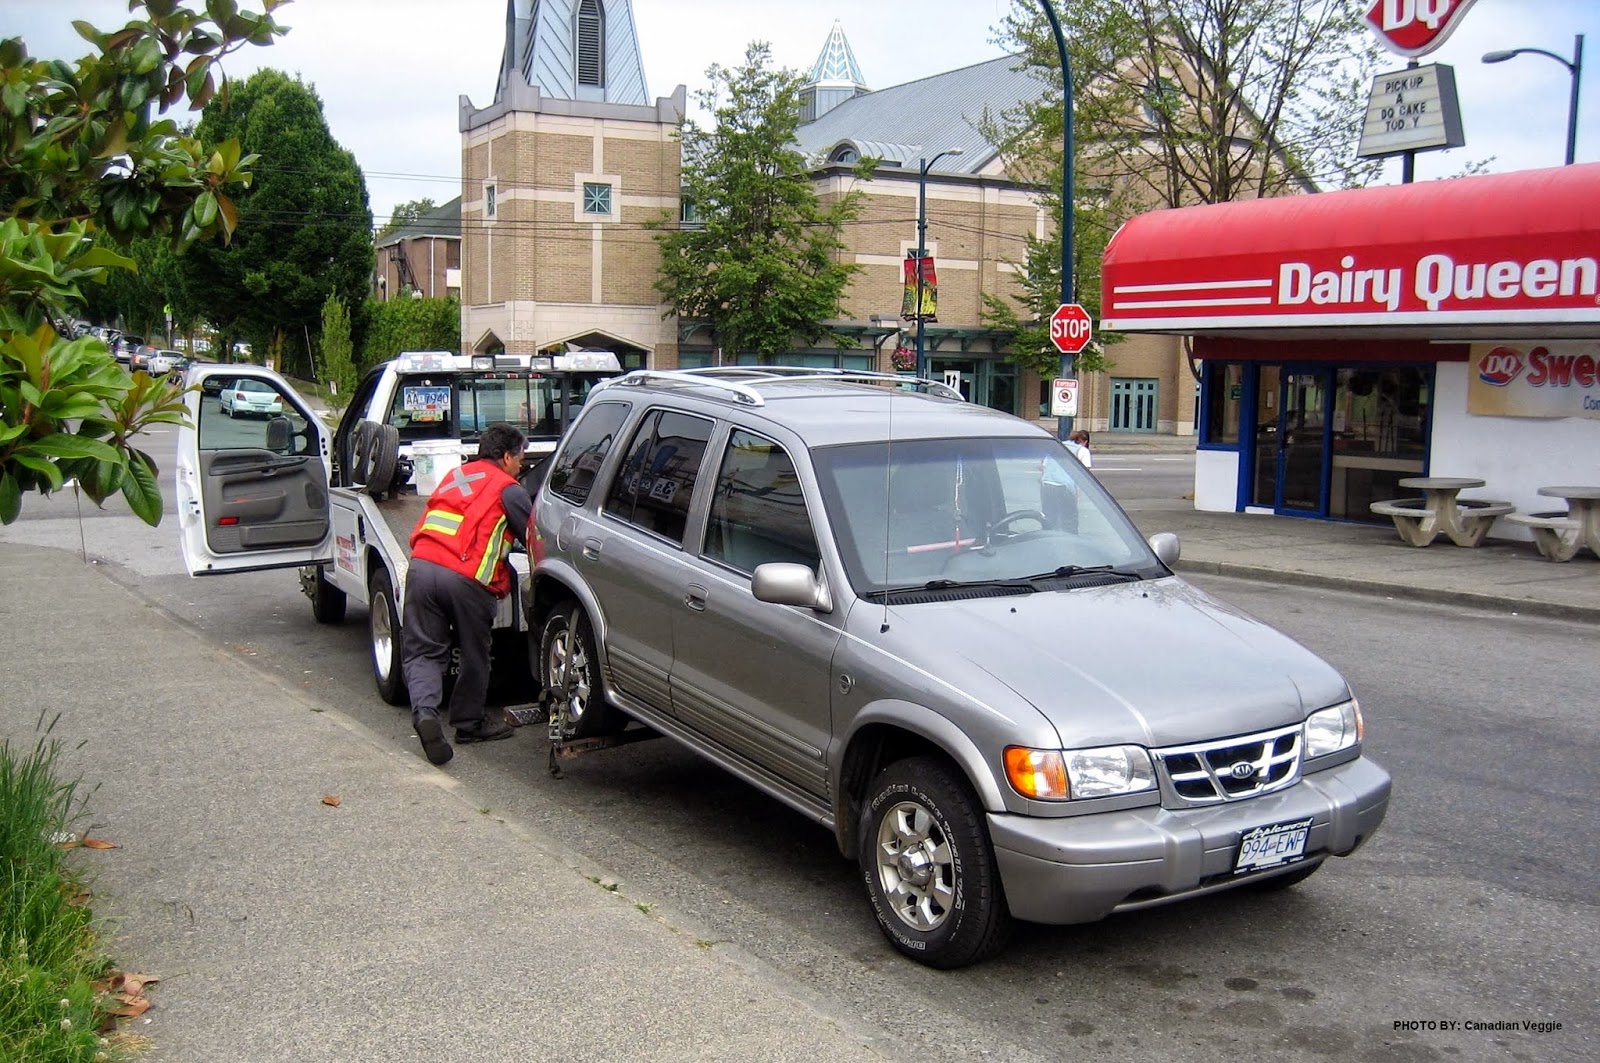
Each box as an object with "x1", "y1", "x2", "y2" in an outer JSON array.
[
  {"x1": 806, "y1": 20, "x2": 868, "y2": 91},
  {"x1": 796, "y1": 54, "x2": 1044, "y2": 175},
  {"x1": 375, "y1": 197, "x2": 461, "y2": 249},
  {"x1": 496, "y1": 0, "x2": 649, "y2": 106}
]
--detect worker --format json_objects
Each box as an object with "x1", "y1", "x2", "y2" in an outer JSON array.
[{"x1": 403, "y1": 422, "x2": 532, "y2": 766}]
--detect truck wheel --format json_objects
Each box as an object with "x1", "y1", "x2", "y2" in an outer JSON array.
[
  {"x1": 369, "y1": 567, "x2": 408, "y2": 706},
  {"x1": 539, "y1": 603, "x2": 625, "y2": 738},
  {"x1": 858, "y1": 756, "x2": 1012, "y2": 969},
  {"x1": 309, "y1": 566, "x2": 347, "y2": 624}
]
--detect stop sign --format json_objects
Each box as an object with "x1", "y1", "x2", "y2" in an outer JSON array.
[{"x1": 1050, "y1": 303, "x2": 1093, "y2": 355}]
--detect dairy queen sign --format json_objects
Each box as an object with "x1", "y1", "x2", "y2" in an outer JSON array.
[
  {"x1": 1365, "y1": 0, "x2": 1481, "y2": 58},
  {"x1": 1469, "y1": 343, "x2": 1600, "y2": 420}
]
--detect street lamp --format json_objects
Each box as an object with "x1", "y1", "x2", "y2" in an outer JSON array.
[
  {"x1": 913, "y1": 148, "x2": 963, "y2": 380},
  {"x1": 1483, "y1": 34, "x2": 1584, "y2": 166}
]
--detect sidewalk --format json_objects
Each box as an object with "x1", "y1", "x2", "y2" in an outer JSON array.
[{"x1": 0, "y1": 545, "x2": 886, "y2": 1063}]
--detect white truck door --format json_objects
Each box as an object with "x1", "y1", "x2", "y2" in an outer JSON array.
[{"x1": 176, "y1": 365, "x2": 335, "y2": 575}]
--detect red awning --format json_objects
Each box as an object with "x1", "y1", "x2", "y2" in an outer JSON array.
[{"x1": 1101, "y1": 163, "x2": 1600, "y2": 340}]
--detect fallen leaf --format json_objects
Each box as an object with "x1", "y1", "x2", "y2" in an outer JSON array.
[
  {"x1": 80, "y1": 837, "x2": 119, "y2": 850},
  {"x1": 120, "y1": 974, "x2": 159, "y2": 998},
  {"x1": 107, "y1": 997, "x2": 151, "y2": 1019},
  {"x1": 321, "y1": 794, "x2": 341, "y2": 807}
]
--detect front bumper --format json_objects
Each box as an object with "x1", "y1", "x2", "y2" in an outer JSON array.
[{"x1": 989, "y1": 755, "x2": 1391, "y2": 924}]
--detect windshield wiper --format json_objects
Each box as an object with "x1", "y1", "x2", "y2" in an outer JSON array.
[
  {"x1": 920, "y1": 577, "x2": 1036, "y2": 593},
  {"x1": 1020, "y1": 564, "x2": 1144, "y2": 583}
]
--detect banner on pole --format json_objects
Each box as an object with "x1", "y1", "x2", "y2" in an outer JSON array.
[{"x1": 900, "y1": 254, "x2": 938, "y2": 321}]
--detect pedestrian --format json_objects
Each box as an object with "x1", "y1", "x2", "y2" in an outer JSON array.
[
  {"x1": 1066, "y1": 429, "x2": 1092, "y2": 468},
  {"x1": 403, "y1": 422, "x2": 532, "y2": 766}
]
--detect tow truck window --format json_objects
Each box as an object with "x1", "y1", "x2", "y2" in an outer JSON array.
[
  {"x1": 389, "y1": 379, "x2": 454, "y2": 442},
  {"x1": 458, "y1": 374, "x2": 560, "y2": 439}
]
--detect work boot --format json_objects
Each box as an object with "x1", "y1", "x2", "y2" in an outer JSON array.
[
  {"x1": 455, "y1": 717, "x2": 514, "y2": 744},
  {"x1": 414, "y1": 715, "x2": 454, "y2": 766}
]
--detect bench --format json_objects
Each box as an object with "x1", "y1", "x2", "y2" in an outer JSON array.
[
  {"x1": 1370, "y1": 497, "x2": 1516, "y2": 548},
  {"x1": 1506, "y1": 511, "x2": 1586, "y2": 562}
]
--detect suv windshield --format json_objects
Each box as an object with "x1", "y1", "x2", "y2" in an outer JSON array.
[{"x1": 812, "y1": 436, "x2": 1160, "y2": 594}]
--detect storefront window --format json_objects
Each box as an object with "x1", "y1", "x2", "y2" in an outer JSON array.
[
  {"x1": 1202, "y1": 363, "x2": 1244, "y2": 445},
  {"x1": 1329, "y1": 366, "x2": 1430, "y2": 522}
]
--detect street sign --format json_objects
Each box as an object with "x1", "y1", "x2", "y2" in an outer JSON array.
[
  {"x1": 1050, "y1": 303, "x2": 1093, "y2": 355},
  {"x1": 1050, "y1": 377, "x2": 1079, "y2": 417},
  {"x1": 1364, "y1": 0, "x2": 1480, "y2": 59}
]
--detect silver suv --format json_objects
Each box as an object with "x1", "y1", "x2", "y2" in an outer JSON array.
[{"x1": 528, "y1": 368, "x2": 1390, "y2": 968}]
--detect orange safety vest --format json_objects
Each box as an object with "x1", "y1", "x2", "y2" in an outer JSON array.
[{"x1": 410, "y1": 459, "x2": 519, "y2": 597}]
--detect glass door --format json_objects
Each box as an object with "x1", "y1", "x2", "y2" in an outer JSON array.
[{"x1": 1251, "y1": 367, "x2": 1331, "y2": 515}]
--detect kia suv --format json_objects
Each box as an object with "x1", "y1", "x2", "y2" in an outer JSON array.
[{"x1": 527, "y1": 368, "x2": 1391, "y2": 968}]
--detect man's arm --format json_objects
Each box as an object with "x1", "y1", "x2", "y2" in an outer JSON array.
[{"x1": 500, "y1": 483, "x2": 534, "y2": 549}]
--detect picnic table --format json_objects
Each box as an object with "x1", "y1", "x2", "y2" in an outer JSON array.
[
  {"x1": 1506, "y1": 486, "x2": 1600, "y2": 562},
  {"x1": 1370, "y1": 477, "x2": 1515, "y2": 548}
]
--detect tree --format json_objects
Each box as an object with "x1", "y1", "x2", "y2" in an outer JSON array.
[
  {"x1": 360, "y1": 296, "x2": 460, "y2": 370},
  {"x1": 0, "y1": 1, "x2": 285, "y2": 526},
  {"x1": 173, "y1": 69, "x2": 373, "y2": 379},
  {"x1": 649, "y1": 43, "x2": 868, "y2": 362},
  {"x1": 376, "y1": 197, "x2": 437, "y2": 240},
  {"x1": 319, "y1": 292, "x2": 356, "y2": 412},
  {"x1": 983, "y1": 0, "x2": 1380, "y2": 374}
]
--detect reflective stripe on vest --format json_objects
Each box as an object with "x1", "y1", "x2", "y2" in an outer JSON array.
[
  {"x1": 474, "y1": 515, "x2": 509, "y2": 585},
  {"x1": 420, "y1": 509, "x2": 465, "y2": 536}
]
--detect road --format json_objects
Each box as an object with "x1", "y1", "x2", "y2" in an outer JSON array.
[{"x1": 3, "y1": 432, "x2": 1595, "y2": 1062}]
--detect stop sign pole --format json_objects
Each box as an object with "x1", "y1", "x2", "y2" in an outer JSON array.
[{"x1": 1034, "y1": 0, "x2": 1076, "y2": 439}]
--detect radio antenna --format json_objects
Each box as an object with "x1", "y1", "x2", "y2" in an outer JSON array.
[{"x1": 880, "y1": 378, "x2": 896, "y2": 634}]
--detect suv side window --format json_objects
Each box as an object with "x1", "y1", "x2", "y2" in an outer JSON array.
[
  {"x1": 548, "y1": 400, "x2": 629, "y2": 505},
  {"x1": 703, "y1": 430, "x2": 820, "y2": 574},
  {"x1": 603, "y1": 409, "x2": 714, "y2": 544}
]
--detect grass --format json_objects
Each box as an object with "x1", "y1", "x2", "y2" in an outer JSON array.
[{"x1": 0, "y1": 725, "x2": 124, "y2": 1063}]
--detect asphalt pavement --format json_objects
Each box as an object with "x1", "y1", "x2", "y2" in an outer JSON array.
[{"x1": 2, "y1": 444, "x2": 1597, "y2": 1061}]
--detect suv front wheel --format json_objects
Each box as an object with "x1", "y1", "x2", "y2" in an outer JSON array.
[{"x1": 859, "y1": 756, "x2": 1012, "y2": 969}]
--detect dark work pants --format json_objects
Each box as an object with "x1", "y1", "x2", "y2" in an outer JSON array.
[{"x1": 402, "y1": 558, "x2": 498, "y2": 731}]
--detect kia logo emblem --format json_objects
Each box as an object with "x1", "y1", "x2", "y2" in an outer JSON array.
[{"x1": 1230, "y1": 761, "x2": 1257, "y2": 780}]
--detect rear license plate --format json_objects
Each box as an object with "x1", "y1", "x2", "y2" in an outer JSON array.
[{"x1": 1234, "y1": 818, "x2": 1312, "y2": 874}]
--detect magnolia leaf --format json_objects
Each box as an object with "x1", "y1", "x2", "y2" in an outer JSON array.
[
  {"x1": 22, "y1": 433, "x2": 121, "y2": 463},
  {"x1": 80, "y1": 836, "x2": 119, "y2": 849},
  {"x1": 13, "y1": 454, "x2": 64, "y2": 491},
  {"x1": 73, "y1": 245, "x2": 138, "y2": 271},
  {"x1": 120, "y1": 450, "x2": 163, "y2": 526},
  {"x1": 0, "y1": 471, "x2": 20, "y2": 525}
]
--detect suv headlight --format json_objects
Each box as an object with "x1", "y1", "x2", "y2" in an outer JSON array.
[
  {"x1": 1303, "y1": 699, "x2": 1363, "y2": 758},
  {"x1": 1004, "y1": 745, "x2": 1156, "y2": 801}
]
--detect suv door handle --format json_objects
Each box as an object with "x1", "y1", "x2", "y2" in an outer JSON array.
[
  {"x1": 684, "y1": 584, "x2": 707, "y2": 612},
  {"x1": 582, "y1": 538, "x2": 601, "y2": 561}
]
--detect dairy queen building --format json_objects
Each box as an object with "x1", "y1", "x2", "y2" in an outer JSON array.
[{"x1": 1101, "y1": 161, "x2": 1600, "y2": 540}]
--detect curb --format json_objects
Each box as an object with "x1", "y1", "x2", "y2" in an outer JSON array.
[{"x1": 1174, "y1": 558, "x2": 1600, "y2": 623}]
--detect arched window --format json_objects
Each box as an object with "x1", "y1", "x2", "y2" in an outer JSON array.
[
  {"x1": 576, "y1": 0, "x2": 605, "y2": 88},
  {"x1": 829, "y1": 144, "x2": 859, "y2": 164}
]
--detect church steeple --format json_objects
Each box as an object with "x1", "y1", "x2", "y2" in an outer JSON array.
[
  {"x1": 496, "y1": 0, "x2": 649, "y2": 105},
  {"x1": 800, "y1": 21, "x2": 869, "y2": 123}
]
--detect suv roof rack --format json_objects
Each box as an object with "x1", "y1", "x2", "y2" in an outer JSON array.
[{"x1": 598, "y1": 367, "x2": 963, "y2": 407}]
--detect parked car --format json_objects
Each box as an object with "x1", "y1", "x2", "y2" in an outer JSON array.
[
  {"x1": 146, "y1": 349, "x2": 184, "y2": 376},
  {"x1": 527, "y1": 368, "x2": 1391, "y2": 969},
  {"x1": 220, "y1": 378, "x2": 285, "y2": 417}
]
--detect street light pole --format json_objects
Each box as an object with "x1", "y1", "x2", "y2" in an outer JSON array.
[
  {"x1": 1483, "y1": 33, "x2": 1585, "y2": 166},
  {"x1": 1035, "y1": 0, "x2": 1075, "y2": 439},
  {"x1": 914, "y1": 148, "x2": 964, "y2": 380}
]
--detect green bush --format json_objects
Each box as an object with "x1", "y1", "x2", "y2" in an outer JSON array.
[
  {"x1": 0, "y1": 726, "x2": 120, "y2": 1062},
  {"x1": 360, "y1": 296, "x2": 461, "y2": 370}
]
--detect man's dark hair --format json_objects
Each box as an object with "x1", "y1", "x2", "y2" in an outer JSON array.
[{"x1": 479, "y1": 422, "x2": 528, "y2": 462}]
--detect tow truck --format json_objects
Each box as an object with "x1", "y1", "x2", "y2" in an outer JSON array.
[{"x1": 174, "y1": 349, "x2": 624, "y2": 704}]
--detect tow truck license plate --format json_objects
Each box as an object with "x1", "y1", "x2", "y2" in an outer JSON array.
[{"x1": 1234, "y1": 818, "x2": 1311, "y2": 874}]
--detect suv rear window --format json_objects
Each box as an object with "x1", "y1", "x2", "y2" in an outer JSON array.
[
  {"x1": 547, "y1": 401, "x2": 629, "y2": 505},
  {"x1": 603, "y1": 409, "x2": 713, "y2": 545}
]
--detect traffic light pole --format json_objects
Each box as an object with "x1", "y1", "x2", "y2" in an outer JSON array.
[{"x1": 1037, "y1": 0, "x2": 1076, "y2": 439}]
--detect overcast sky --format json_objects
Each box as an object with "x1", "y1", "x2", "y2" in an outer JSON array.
[{"x1": 9, "y1": 0, "x2": 1597, "y2": 223}]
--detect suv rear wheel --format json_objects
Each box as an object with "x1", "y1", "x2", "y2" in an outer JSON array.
[
  {"x1": 539, "y1": 603, "x2": 626, "y2": 738},
  {"x1": 859, "y1": 756, "x2": 1012, "y2": 969}
]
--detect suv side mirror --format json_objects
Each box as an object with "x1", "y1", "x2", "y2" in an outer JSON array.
[
  {"x1": 751, "y1": 563, "x2": 832, "y2": 613},
  {"x1": 1147, "y1": 532, "x2": 1181, "y2": 566}
]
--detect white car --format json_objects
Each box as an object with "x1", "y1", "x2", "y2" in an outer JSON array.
[
  {"x1": 146, "y1": 349, "x2": 184, "y2": 375},
  {"x1": 220, "y1": 378, "x2": 285, "y2": 418}
]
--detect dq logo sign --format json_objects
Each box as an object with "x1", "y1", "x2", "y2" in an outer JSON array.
[
  {"x1": 1477, "y1": 347, "x2": 1525, "y2": 387},
  {"x1": 1365, "y1": 0, "x2": 1481, "y2": 58}
]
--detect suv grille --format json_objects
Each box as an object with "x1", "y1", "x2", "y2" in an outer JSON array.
[{"x1": 1153, "y1": 724, "x2": 1302, "y2": 806}]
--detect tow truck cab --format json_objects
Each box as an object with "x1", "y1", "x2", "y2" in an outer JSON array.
[{"x1": 332, "y1": 349, "x2": 624, "y2": 489}]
